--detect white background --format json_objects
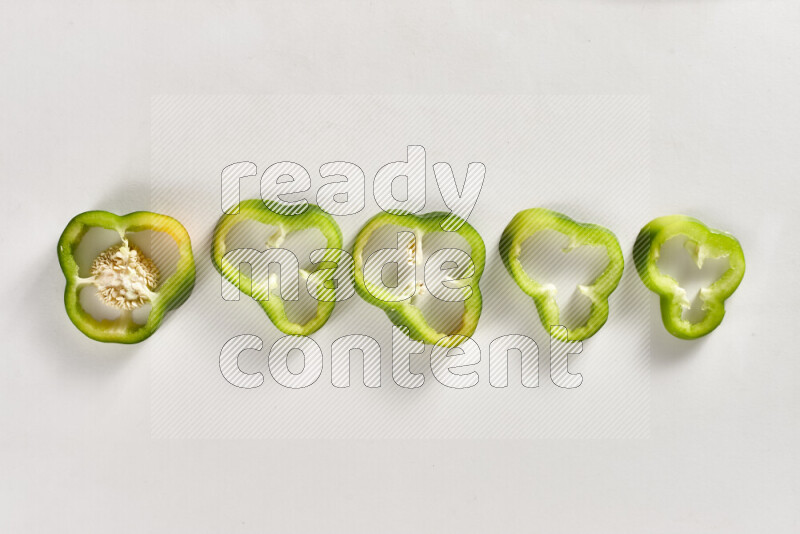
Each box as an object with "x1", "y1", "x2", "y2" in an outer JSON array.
[{"x1": 0, "y1": 1, "x2": 797, "y2": 532}]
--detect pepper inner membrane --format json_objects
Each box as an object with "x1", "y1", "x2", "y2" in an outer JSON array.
[
  {"x1": 361, "y1": 224, "x2": 472, "y2": 335},
  {"x1": 74, "y1": 227, "x2": 181, "y2": 325},
  {"x1": 518, "y1": 229, "x2": 609, "y2": 332},
  {"x1": 656, "y1": 235, "x2": 730, "y2": 323}
]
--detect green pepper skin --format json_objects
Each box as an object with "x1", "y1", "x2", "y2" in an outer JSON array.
[
  {"x1": 57, "y1": 211, "x2": 196, "y2": 343},
  {"x1": 500, "y1": 208, "x2": 624, "y2": 341},
  {"x1": 352, "y1": 211, "x2": 486, "y2": 346},
  {"x1": 633, "y1": 215, "x2": 745, "y2": 340},
  {"x1": 211, "y1": 199, "x2": 344, "y2": 336}
]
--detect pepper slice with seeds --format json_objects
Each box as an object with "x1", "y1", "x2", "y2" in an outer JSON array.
[{"x1": 57, "y1": 211, "x2": 195, "y2": 343}]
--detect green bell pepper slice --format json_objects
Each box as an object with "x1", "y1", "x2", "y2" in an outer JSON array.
[
  {"x1": 57, "y1": 210, "x2": 196, "y2": 343},
  {"x1": 500, "y1": 208, "x2": 624, "y2": 341},
  {"x1": 352, "y1": 211, "x2": 486, "y2": 346},
  {"x1": 211, "y1": 199, "x2": 344, "y2": 336},
  {"x1": 633, "y1": 215, "x2": 745, "y2": 339}
]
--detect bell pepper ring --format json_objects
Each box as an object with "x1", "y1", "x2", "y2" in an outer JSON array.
[
  {"x1": 352, "y1": 211, "x2": 486, "y2": 347},
  {"x1": 211, "y1": 199, "x2": 346, "y2": 336},
  {"x1": 633, "y1": 215, "x2": 745, "y2": 340},
  {"x1": 500, "y1": 208, "x2": 624, "y2": 341},
  {"x1": 57, "y1": 210, "x2": 196, "y2": 343}
]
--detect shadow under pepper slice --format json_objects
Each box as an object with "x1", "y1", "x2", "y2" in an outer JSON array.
[
  {"x1": 352, "y1": 211, "x2": 486, "y2": 346},
  {"x1": 500, "y1": 208, "x2": 624, "y2": 341},
  {"x1": 633, "y1": 215, "x2": 745, "y2": 340},
  {"x1": 57, "y1": 210, "x2": 196, "y2": 343},
  {"x1": 211, "y1": 199, "x2": 345, "y2": 336}
]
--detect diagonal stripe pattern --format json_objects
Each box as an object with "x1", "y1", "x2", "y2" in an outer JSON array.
[{"x1": 150, "y1": 95, "x2": 651, "y2": 439}]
